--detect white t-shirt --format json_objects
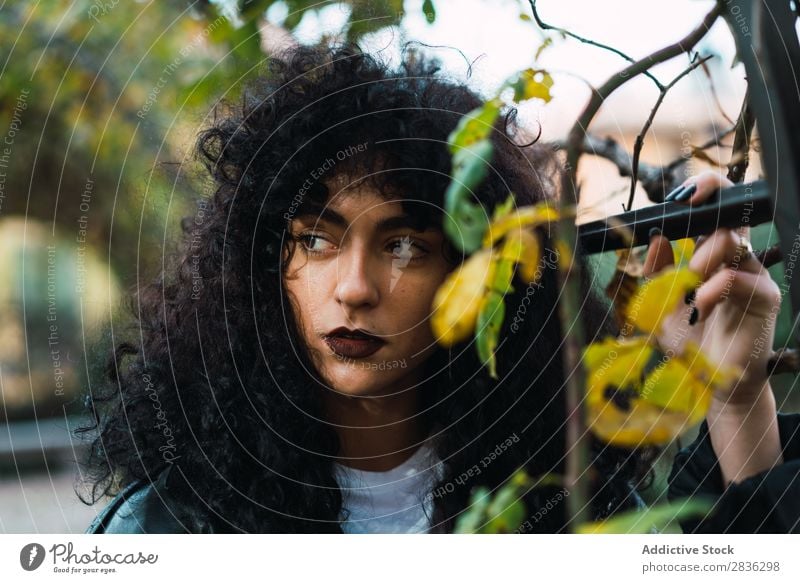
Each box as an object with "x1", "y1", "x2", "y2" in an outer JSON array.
[{"x1": 333, "y1": 438, "x2": 445, "y2": 533}]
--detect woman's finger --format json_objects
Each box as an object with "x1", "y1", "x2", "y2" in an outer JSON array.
[
  {"x1": 643, "y1": 228, "x2": 674, "y2": 278},
  {"x1": 688, "y1": 227, "x2": 763, "y2": 280},
  {"x1": 692, "y1": 268, "x2": 780, "y2": 324},
  {"x1": 664, "y1": 169, "x2": 733, "y2": 205}
]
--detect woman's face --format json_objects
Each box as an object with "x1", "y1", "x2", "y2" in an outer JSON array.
[{"x1": 284, "y1": 183, "x2": 454, "y2": 397}]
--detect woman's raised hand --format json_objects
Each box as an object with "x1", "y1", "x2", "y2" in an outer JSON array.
[{"x1": 643, "y1": 170, "x2": 782, "y2": 405}]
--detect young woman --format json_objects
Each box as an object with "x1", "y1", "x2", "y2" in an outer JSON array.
[{"x1": 79, "y1": 43, "x2": 800, "y2": 534}]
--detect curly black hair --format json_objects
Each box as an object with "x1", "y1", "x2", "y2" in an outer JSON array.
[{"x1": 77, "y1": 42, "x2": 657, "y2": 533}]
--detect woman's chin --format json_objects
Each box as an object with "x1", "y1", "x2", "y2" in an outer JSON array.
[{"x1": 322, "y1": 365, "x2": 410, "y2": 398}]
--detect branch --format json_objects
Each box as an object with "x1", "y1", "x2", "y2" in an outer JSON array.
[
  {"x1": 664, "y1": 125, "x2": 737, "y2": 173},
  {"x1": 552, "y1": 126, "x2": 735, "y2": 205},
  {"x1": 727, "y1": 88, "x2": 756, "y2": 183},
  {"x1": 528, "y1": 0, "x2": 663, "y2": 90},
  {"x1": 768, "y1": 348, "x2": 800, "y2": 375},
  {"x1": 562, "y1": 3, "x2": 723, "y2": 206},
  {"x1": 626, "y1": 54, "x2": 715, "y2": 211}
]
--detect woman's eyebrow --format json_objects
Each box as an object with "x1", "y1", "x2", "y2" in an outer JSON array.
[
  {"x1": 295, "y1": 206, "x2": 348, "y2": 228},
  {"x1": 376, "y1": 214, "x2": 434, "y2": 232},
  {"x1": 296, "y1": 207, "x2": 438, "y2": 233}
]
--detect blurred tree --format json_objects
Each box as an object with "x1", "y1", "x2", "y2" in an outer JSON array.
[
  {"x1": 0, "y1": 0, "x2": 427, "y2": 417},
  {"x1": 0, "y1": 0, "x2": 418, "y2": 284}
]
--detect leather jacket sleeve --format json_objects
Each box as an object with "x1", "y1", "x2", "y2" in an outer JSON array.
[
  {"x1": 85, "y1": 464, "x2": 208, "y2": 534},
  {"x1": 667, "y1": 411, "x2": 800, "y2": 533}
]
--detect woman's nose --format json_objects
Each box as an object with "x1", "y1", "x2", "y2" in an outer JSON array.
[{"x1": 333, "y1": 247, "x2": 380, "y2": 309}]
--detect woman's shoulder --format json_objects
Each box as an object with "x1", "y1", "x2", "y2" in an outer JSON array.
[{"x1": 85, "y1": 465, "x2": 211, "y2": 534}]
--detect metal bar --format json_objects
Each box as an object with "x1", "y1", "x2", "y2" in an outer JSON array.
[{"x1": 577, "y1": 180, "x2": 772, "y2": 253}]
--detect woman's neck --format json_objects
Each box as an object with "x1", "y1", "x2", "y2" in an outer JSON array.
[{"x1": 323, "y1": 385, "x2": 428, "y2": 472}]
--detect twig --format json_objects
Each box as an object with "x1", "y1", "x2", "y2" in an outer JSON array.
[
  {"x1": 552, "y1": 127, "x2": 735, "y2": 205},
  {"x1": 562, "y1": 3, "x2": 723, "y2": 206},
  {"x1": 727, "y1": 89, "x2": 756, "y2": 183},
  {"x1": 768, "y1": 348, "x2": 800, "y2": 375},
  {"x1": 700, "y1": 57, "x2": 736, "y2": 126},
  {"x1": 664, "y1": 125, "x2": 737, "y2": 173},
  {"x1": 528, "y1": 0, "x2": 664, "y2": 90},
  {"x1": 626, "y1": 54, "x2": 715, "y2": 211}
]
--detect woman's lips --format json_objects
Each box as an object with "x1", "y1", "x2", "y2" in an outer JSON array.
[{"x1": 324, "y1": 335, "x2": 385, "y2": 359}]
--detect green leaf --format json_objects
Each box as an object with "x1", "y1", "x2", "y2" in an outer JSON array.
[
  {"x1": 476, "y1": 290, "x2": 505, "y2": 379},
  {"x1": 443, "y1": 140, "x2": 494, "y2": 253},
  {"x1": 450, "y1": 139, "x2": 494, "y2": 191},
  {"x1": 491, "y1": 192, "x2": 517, "y2": 224},
  {"x1": 447, "y1": 99, "x2": 502, "y2": 154},
  {"x1": 422, "y1": 0, "x2": 436, "y2": 24},
  {"x1": 454, "y1": 487, "x2": 492, "y2": 533},
  {"x1": 489, "y1": 258, "x2": 516, "y2": 295},
  {"x1": 576, "y1": 497, "x2": 713, "y2": 534},
  {"x1": 484, "y1": 481, "x2": 527, "y2": 533},
  {"x1": 485, "y1": 499, "x2": 526, "y2": 533},
  {"x1": 442, "y1": 188, "x2": 488, "y2": 254}
]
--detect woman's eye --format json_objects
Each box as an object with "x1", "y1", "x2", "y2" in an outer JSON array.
[
  {"x1": 297, "y1": 233, "x2": 335, "y2": 255},
  {"x1": 389, "y1": 236, "x2": 428, "y2": 261}
]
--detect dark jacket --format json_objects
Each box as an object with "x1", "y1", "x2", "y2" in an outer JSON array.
[
  {"x1": 86, "y1": 412, "x2": 800, "y2": 534},
  {"x1": 85, "y1": 464, "x2": 208, "y2": 533},
  {"x1": 667, "y1": 411, "x2": 800, "y2": 533}
]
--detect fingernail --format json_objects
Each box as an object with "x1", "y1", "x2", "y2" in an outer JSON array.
[
  {"x1": 689, "y1": 306, "x2": 699, "y2": 325},
  {"x1": 694, "y1": 235, "x2": 707, "y2": 251},
  {"x1": 664, "y1": 184, "x2": 688, "y2": 202},
  {"x1": 684, "y1": 289, "x2": 696, "y2": 305},
  {"x1": 648, "y1": 226, "x2": 662, "y2": 239},
  {"x1": 674, "y1": 183, "x2": 697, "y2": 202}
]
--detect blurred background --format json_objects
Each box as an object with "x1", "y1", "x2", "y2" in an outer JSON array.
[{"x1": 0, "y1": 0, "x2": 796, "y2": 532}]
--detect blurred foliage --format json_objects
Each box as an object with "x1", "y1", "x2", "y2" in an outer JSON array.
[
  {"x1": 0, "y1": 0, "x2": 427, "y2": 417},
  {"x1": 0, "y1": 0, "x2": 418, "y2": 287}
]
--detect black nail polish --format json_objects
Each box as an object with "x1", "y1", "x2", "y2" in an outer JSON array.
[
  {"x1": 664, "y1": 184, "x2": 687, "y2": 202},
  {"x1": 689, "y1": 306, "x2": 699, "y2": 325},
  {"x1": 648, "y1": 226, "x2": 662, "y2": 239},
  {"x1": 684, "y1": 289, "x2": 696, "y2": 305},
  {"x1": 674, "y1": 183, "x2": 697, "y2": 202}
]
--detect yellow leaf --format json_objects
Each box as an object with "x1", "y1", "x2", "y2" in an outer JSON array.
[
  {"x1": 517, "y1": 230, "x2": 542, "y2": 284},
  {"x1": 584, "y1": 335, "x2": 739, "y2": 446},
  {"x1": 584, "y1": 337, "x2": 653, "y2": 407},
  {"x1": 672, "y1": 238, "x2": 695, "y2": 266},
  {"x1": 495, "y1": 228, "x2": 543, "y2": 285},
  {"x1": 534, "y1": 37, "x2": 553, "y2": 61},
  {"x1": 639, "y1": 358, "x2": 703, "y2": 415},
  {"x1": 626, "y1": 267, "x2": 701, "y2": 334},
  {"x1": 448, "y1": 99, "x2": 503, "y2": 154},
  {"x1": 482, "y1": 202, "x2": 559, "y2": 248},
  {"x1": 431, "y1": 248, "x2": 495, "y2": 346},
  {"x1": 555, "y1": 238, "x2": 572, "y2": 272},
  {"x1": 511, "y1": 68, "x2": 554, "y2": 103},
  {"x1": 588, "y1": 398, "x2": 692, "y2": 447},
  {"x1": 576, "y1": 497, "x2": 712, "y2": 534},
  {"x1": 680, "y1": 340, "x2": 739, "y2": 392},
  {"x1": 583, "y1": 337, "x2": 695, "y2": 446}
]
